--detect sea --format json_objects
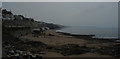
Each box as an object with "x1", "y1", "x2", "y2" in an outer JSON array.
[{"x1": 57, "y1": 26, "x2": 118, "y2": 39}]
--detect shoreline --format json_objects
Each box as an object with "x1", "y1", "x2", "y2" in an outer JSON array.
[{"x1": 56, "y1": 31, "x2": 119, "y2": 40}]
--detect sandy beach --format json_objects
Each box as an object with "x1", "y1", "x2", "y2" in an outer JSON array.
[{"x1": 21, "y1": 29, "x2": 113, "y2": 57}]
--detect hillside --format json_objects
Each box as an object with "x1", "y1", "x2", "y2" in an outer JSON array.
[{"x1": 2, "y1": 9, "x2": 64, "y2": 29}]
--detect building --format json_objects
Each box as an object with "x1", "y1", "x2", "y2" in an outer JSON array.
[
  {"x1": 2, "y1": 9, "x2": 14, "y2": 20},
  {"x1": 14, "y1": 15, "x2": 24, "y2": 20}
]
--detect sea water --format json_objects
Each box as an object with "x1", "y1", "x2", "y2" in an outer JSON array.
[{"x1": 57, "y1": 26, "x2": 118, "y2": 39}]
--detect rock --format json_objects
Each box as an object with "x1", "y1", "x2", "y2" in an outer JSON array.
[
  {"x1": 48, "y1": 33, "x2": 55, "y2": 36},
  {"x1": 39, "y1": 52, "x2": 46, "y2": 54},
  {"x1": 46, "y1": 46, "x2": 53, "y2": 49},
  {"x1": 9, "y1": 50, "x2": 15, "y2": 55},
  {"x1": 36, "y1": 55, "x2": 43, "y2": 59},
  {"x1": 56, "y1": 44, "x2": 89, "y2": 56}
]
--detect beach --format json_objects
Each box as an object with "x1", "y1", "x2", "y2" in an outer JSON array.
[{"x1": 20, "y1": 29, "x2": 114, "y2": 57}]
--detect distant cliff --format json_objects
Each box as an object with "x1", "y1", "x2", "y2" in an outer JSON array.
[{"x1": 2, "y1": 9, "x2": 64, "y2": 29}]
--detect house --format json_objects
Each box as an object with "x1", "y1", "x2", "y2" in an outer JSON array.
[
  {"x1": 24, "y1": 18, "x2": 34, "y2": 21},
  {"x1": 14, "y1": 15, "x2": 24, "y2": 20},
  {"x1": 2, "y1": 9, "x2": 14, "y2": 20}
]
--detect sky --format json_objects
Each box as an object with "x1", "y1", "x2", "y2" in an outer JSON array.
[{"x1": 2, "y1": 2, "x2": 118, "y2": 28}]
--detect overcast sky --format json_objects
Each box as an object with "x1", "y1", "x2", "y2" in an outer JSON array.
[{"x1": 3, "y1": 2, "x2": 118, "y2": 28}]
